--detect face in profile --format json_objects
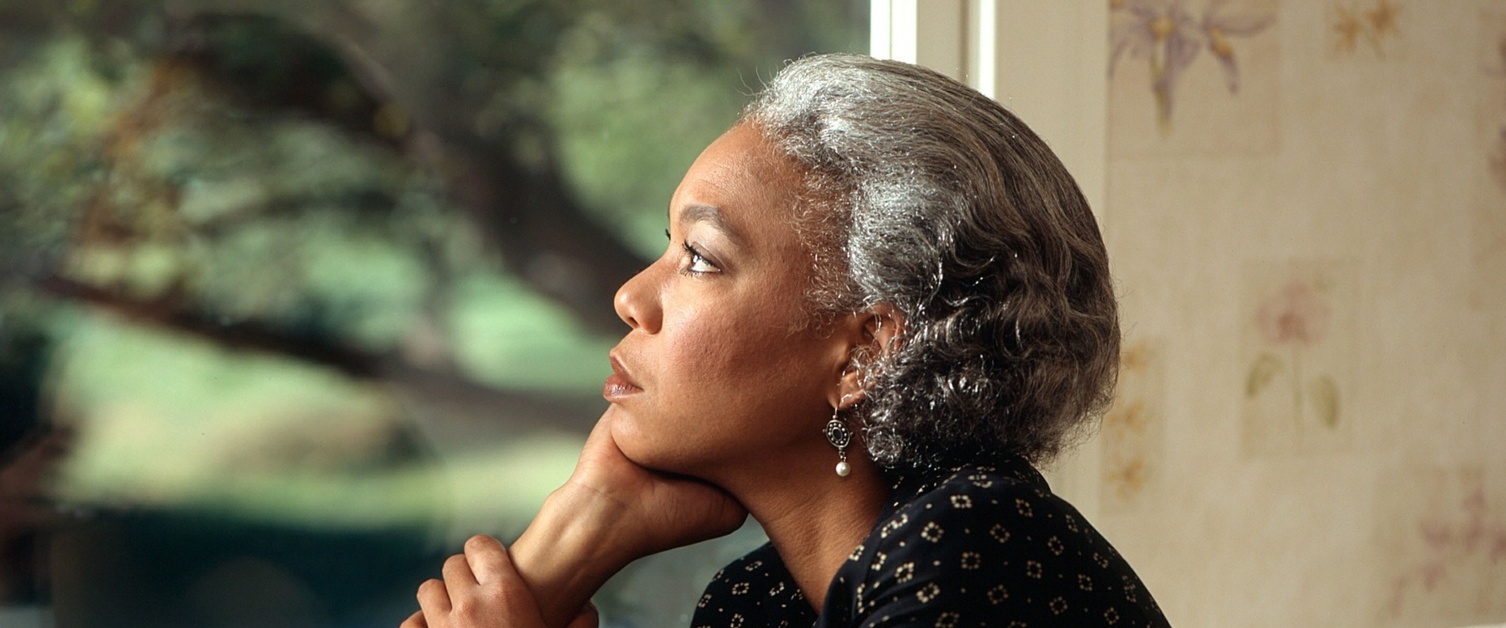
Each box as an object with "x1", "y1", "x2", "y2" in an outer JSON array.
[{"x1": 603, "y1": 124, "x2": 852, "y2": 480}]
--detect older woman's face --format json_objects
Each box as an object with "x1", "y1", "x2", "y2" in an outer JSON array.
[{"x1": 603, "y1": 124, "x2": 850, "y2": 478}]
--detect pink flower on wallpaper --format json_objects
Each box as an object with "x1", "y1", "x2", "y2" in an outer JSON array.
[
  {"x1": 1255, "y1": 279, "x2": 1333, "y2": 346},
  {"x1": 1387, "y1": 475, "x2": 1506, "y2": 619},
  {"x1": 1247, "y1": 276, "x2": 1340, "y2": 429}
]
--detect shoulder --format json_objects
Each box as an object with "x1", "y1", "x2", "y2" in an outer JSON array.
[
  {"x1": 821, "y1": 460, "x2": 1170, "y2": 626},
  {"x1": 868, "y1": 461, "x2": 1074, "y2": 558},
  {"x1": 694, "y1": 542, "x2": 815, "y2": 627}
]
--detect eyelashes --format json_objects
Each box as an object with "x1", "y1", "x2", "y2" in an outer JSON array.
[
  {"x1": 681, "y1": 242, "x2": 719, "y2": 274},
  {"x1": 666, "y1": 229, "x2": 721, "y2": 275}
]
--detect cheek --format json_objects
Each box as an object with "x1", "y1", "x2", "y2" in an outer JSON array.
[
  {"x1": 669, "y1": 324, "x2": 833, "y2": 422},
  {"x1": 661, "y1": 307, "x2": 759, "y2": 389}
]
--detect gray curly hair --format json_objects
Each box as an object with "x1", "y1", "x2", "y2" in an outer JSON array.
[{"x1": 740, "y1": 54, "x2": 1119, "y2": 469}]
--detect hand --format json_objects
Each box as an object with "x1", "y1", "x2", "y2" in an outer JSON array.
[
  {"x1": 402, "y1": 535, "x2": 598, "y2": 628},
  {"x1": 556, "y1": 411, "x2": 748, "y2": 558},
  {"x1": 411, "y1": 412, "x2": 749, "y2": 628},
  {"x1": 501, "y1": 411, "x2": 747, "y2": 627}
]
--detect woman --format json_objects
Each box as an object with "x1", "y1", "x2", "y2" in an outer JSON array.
[{"x1": 405, "y1": 54, "x2": 1170, "y2": 627}]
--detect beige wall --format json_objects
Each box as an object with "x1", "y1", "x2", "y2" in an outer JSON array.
[
  {"x1": 882, "y1": 1, "x2": 1505, "y2": 623},
  {"x1": 1095, "y1": 1, "x2": 1506, "y2": 625}
]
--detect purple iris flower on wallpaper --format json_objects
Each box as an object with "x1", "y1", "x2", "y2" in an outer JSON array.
[
  {"x1": 1202, "y1": 0, "x2": 1275, "y2": 94},
  {"x1": 1111, "y1": 0, "x2": 1274, "y2": 129}
]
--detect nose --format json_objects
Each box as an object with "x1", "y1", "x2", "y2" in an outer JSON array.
[{"x1": 613, "y1": 263, "x2": 662, "y2": 333}]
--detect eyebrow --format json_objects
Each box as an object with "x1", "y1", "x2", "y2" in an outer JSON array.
[{"x1": 678, "y1": 204, "x2": 748, "y2": 247}]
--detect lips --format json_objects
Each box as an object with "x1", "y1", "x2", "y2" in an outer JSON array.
[{"x1": 603, "y1": 353, "x2": 643, "y2": 401}]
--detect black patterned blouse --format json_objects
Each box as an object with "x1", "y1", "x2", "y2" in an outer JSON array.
[{"x1": 690, "y1": 456, "x2": 1170, "y2": 627}]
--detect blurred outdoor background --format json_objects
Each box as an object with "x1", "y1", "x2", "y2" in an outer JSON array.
[{"x1": 0, "y1": 1, "x2": 866, "y2": 626}]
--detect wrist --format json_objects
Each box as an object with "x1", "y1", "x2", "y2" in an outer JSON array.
[{"x1": 509, "y1": 484, "x2": 641, "y2": 627}]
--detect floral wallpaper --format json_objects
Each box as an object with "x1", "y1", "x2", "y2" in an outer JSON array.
[
  {"x1": 1101, "y1": 1, "x2": 1505, "y2": 625},
  {"x1": 1376, "y1": 465, "x2": 1506, "y2": 624},
  {"x1": 1476, "y1": 9, "x2": 1506, "y2": 305},
  {"x1": 1490, "y1": 23, "x2": 1506, "y2": 194},
  {"x1": 1099, "y1": 337, "x2": 1166, "y2": 513},
  {"x1": 1107, "y1": 0, "x2": 1279, "y2": 157},
  {"x1": 1247, "y1": 276, "x2": 1339, "y2": 429},
  {"x1": 1110, "y1": 0, "x2": 1276, "y2": 130},
  {"x1": 1239, "y1": 261, "x2": 1354, "y2": 456},
  {"x1": 1329, "y1": 0, "x2": 1402, "y2": 57}
]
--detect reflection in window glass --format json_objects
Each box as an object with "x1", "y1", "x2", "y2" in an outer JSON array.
[{"x1": 0, "y1": 2, "x2": 866, "y2": 625}]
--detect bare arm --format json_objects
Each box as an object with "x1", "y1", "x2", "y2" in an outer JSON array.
[{"x1": 406, "y1": 412, "x2": 747, "y2": 627}]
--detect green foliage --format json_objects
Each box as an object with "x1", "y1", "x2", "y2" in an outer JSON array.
[
  {"x1": 551, "y1": 51, "x2": 741, "y2": 255},
  {"x1": 0, "y1": 0, "x2": 867, "y2": 622},
  {"x1": 48, "y1": 312, "x2": 449, "y2": 528},
  {"x1": 0, "y1": 7, "x2": 864, "y2": 622},
  {"x1": 548, "y1": 1, "x2": 867, "y2": 255},
  {"x1": 449, "y1": 271, "x2": 615, "y2": 394},
  {"x1": 0, "y1": 36, "x2": 123, "y2": 282}
]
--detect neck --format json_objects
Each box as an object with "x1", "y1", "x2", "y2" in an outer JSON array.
[{"x1": 717, "y1": 452, "x2": 889, "y2": 612}]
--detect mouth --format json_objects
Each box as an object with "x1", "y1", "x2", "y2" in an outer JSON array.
[{"x1": 603, "y1": 353, "x2": 643, "y2": 401}]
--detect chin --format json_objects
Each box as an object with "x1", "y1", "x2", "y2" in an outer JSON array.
[{"x1": 606, "y1": 406, "x2": 707, "y2": 476}]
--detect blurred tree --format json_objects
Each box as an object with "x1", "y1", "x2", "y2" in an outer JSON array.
[
  {"x1": 0, "y1": 1, "x2": 864, "y2": 623},
  {"x1": 1, "y1": 0, "x2": 863, "y2": 337}
]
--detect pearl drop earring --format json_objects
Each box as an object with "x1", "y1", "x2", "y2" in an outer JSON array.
[{"x1": 825, "y1": 407, "x2": 852, "y2": 477}]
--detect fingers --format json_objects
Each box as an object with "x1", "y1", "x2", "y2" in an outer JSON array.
[
  {"x1": 399, "y1": 610, "x2": 428, "y2": 628},
  {"x1": 443, "y1": 551, "x2": 478, "y2": 590},
  {"x1": 415, "y1": 577, "x2": 450, "y2": 618},
  {"x1": 462, "y1": 534, "x2": 511, "y2": 586},
  {"x1": 411, "y1": 536, "x2": 549, "y2": 628}
]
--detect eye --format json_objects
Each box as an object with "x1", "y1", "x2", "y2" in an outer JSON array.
[{"x1": 681, "y1": 242, "x2": 721, "y2": 275}]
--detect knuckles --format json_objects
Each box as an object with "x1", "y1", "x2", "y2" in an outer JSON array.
[
  {"x1": 417, "y1": 577, "x2": 446, "y2": 600},
  {"x1": 448, "y1": 597, "x2": 480, "y2": 620},
  {"x1": 412, "y1": 535, "x2": 537, "y2": 627},
  {"x1": 465, "y1": 534, "x2": 496, "y2": 552}
]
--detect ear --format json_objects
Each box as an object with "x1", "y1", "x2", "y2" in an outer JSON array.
[{"x1": 834, "y1": 302, "x2": 906, "y2": 410}]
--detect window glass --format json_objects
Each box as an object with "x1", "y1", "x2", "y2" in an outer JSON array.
[{"x1": 0, "y1": 2, "x2": 867, "y2": 625}]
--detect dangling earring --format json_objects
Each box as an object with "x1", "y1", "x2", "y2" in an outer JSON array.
[{"x1": 825, "y1": 407, "x2": 852, "y2": 477}]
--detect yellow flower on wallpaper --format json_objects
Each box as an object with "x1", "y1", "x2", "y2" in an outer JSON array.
[
  {"x1": 1099, "y1": 337, "x2": 1165, "y2": 513},
  {"x1": 1366, "y1": 0, "x2": 1399, "y2": 36},
  {"x1": 1110, "y1": 0, "x2": 1274, "y2": 130},
  {"x1": 1330, "y1": 0, "x2": 1401, "y2": 57},
  {"x1": 1331, "y1": 6, "x2": 1363, "y2": 52}
]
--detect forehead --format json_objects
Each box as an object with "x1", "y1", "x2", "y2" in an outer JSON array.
[{"x1": 671, "y1": 124, "x2": 804, "y2": 232}]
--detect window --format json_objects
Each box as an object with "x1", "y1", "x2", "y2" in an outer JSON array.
[{"x1": 0, "y1": 3, "x2": 866, "y2": 625}]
